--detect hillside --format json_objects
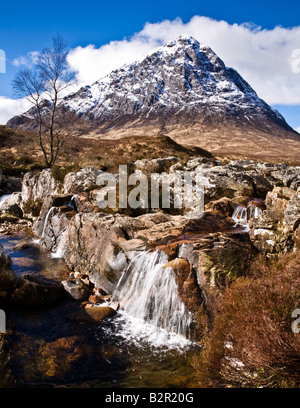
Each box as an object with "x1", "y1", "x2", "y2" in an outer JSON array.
[{"x1": 6, "y1": 36, "x2": 300, "y2": 163}]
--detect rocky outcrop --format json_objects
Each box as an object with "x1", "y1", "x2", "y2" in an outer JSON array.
[
  {"x1": 284, "y1": 187, "x2": 300, "y2": 232},
  {"x1": 62, "y1": 278, "x2": 92, "y2": 301},
  {"x1": 250, "y1": 186, "x2": 300, "y2": 253},
  {"x1": 0, "y1": 244, "x2": 16, "y2": 302},
  {"x1": 63, "y1": 166, "x2": 103, "y2": 194},
  {"x1": 21, "y1": 169, "x2": 63, "y2": 216},
  {"x1": 13, "y1": 158, "x2": 299, "y2": 332},
  {"x1": 65, "y1": 212, "x2": 133, "y2": 293},
  {"x1": 162, "y1": 230, "x2": 258, "y2": 328},
  {"x1": 10, "y1": 275, "x2": 65, "y2": 306}
]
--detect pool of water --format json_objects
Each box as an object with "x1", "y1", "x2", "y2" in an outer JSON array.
[
  {"x1": 0, "y1": 232, "x2": 200, "y2": 388},
  {"x1": 0, "y1": 233, "x2": 70, "y2": 280}
]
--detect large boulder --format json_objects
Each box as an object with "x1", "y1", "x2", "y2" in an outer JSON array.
[
  {"x1": 64, "y1": 166, "x2": 103, "y2": 194},
  {"x1": 11, "y1": 275, "x2": 65, "y2": 306},
  {"x1": 65, "y1": 213, "x2": 129, "y2": 294},
  {"x1": 0, "y1": 244, "x2": 16, "y2": 301},
  {"x1": 62, "y1": 278, "x2": 92, "y2": 301},
  {"x1": 0, "y1": 203, "x2": 23, "y2": 219},
  {"x1": 250, "y1": 187, "x2": 300, "y2": 253},
  {"x1": 21, "y1": 169, "x2": 63, "y2": 212},
  {"x1": 284, "y1": 188, "x2": 300, "y2": 232},
  {"x1": 163, "y1": 257, "x2": 203, "y2": 337},
  {"x1": 84, "y1": 305, "x2": 117, "y2": 322}
]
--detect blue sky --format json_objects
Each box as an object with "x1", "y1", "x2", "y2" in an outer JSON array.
[{"x1": 1, "y1": 0, "x2": 300, "y2": 129}]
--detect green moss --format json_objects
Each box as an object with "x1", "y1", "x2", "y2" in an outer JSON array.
[
  {"x1": 51, "y1": 164, "x2": 81, "y2": 183},
  {"x1": 0, "y1": 214, "x2": 19, "y2": 223},
  {"x1": 22, "y1": 199, "x2": 43, "y2": 217}
]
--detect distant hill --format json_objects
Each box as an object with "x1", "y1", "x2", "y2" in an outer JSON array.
[{"x1": 6, "y1": 36, "x2": 300, "y2": 162}]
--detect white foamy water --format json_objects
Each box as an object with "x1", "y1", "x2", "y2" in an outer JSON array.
[
  {"x1": 100, "y1": 310, "x2": 193, "y2": 352},
  {"x1": 248, "y1": 204, "x2": 263, "y2": 219},
  {"x1": 109, "y1": 250, "x2": 194, "y2": 350},
  {"x1": 0, "y1": 194, "x2": 12, "y2": 208},
  {"x1": 40, "y1": 206, "x2": 55, "y2": 240},
  {"x1": 51, "y1": 228, "x2": 68, "y2": 259},
  {"x1": 232, "y1": 204, "x2": 263, "y2": 231},
  {"x1": 232, "y1": 205, "x2": 248, "y2": 227}
]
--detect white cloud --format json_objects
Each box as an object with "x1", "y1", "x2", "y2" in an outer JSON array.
[
  {"x1": 12, "y1": 51, "x2": 40, "y2": 67},
  {"x1": 67, "y1": 38, "x2": 159, "y2": 86},
  {"x1": 0, "y1": 97, "x2": 32, "y2": 124},
  {"x1": 3, "y1": 16, "x2": 300, "y2": 125},
  {"x1": 295, "y1": 126, "x2": 300, "y2": 133},
  {"x1": 67, "y1": 16, "x2": 300, "y2": 105}
]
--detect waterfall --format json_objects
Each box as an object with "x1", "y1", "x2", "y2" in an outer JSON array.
[
  {"x1": 248, "y1": 204, "x2": 263, "y2": 219},
  {"x1": 51, "y1": 228, "x2": 69, "y2": 259},
  {"x1": 40, "y1": 207, "x2": 55, "y2": 240},
  {"x1": 232, "y1": 205, "x2": 248, "y2": 226},
  {"x1": 0, "y1": 194, "x2": 12, "y2": 209},
  {"x1": 109, "y1": 250, "x2": 193, "y2": 348},
  {"x1": 232, "y1": 203, "x2": 263, "y2": 230}
]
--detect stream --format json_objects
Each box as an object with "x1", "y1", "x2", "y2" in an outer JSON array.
[
  {"x1": 0, "y1": 198, "x2": 262, "y2": 387},
  {"x1": 0, "y1": 232, "x2": 199, "y2": 388}
]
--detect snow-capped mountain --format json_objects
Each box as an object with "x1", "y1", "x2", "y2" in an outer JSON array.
[{"x1": 7, "y1": 35, "x2": 297, "y2": 139}]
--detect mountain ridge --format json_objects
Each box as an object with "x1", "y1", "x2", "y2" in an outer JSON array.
[{"x1": 7, "y1": 35, "x2": 300, "y2": 158}]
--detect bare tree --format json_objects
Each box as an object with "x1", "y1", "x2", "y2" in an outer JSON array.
[{"x1": 13, "y1": 35, "x2": 75, "y2": 167}]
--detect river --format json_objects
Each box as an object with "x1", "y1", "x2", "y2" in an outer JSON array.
[{"x1": 0, "y1": 232, "x2": 199, "y2": 388}]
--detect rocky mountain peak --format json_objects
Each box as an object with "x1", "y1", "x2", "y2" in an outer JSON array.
[
  {"x1": 155, "y1": 35, "x2": 226, "y2": 72},
  {"x1": 7, "y1": 36, "x2": 297, "y2": 144}
]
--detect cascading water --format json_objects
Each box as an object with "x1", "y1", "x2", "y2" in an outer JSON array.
[
  {"x1": 40, "y1": 206, "x2": 55, "y2": 240},
  {"x1": 248, "y1": 204, "x2": 263, "y2": 219},
  {"x1": 35, "y1": 197, "x2": 75, "y2": 250},
  {"x1": 232, "y1": 205, "x2": 248, "y2": 226},
  {"x1": 232, "y1": 203, "x2": 263, "y2": 231},
  {"x1": 103, "y1": 250, "x2": 194, "y2": 350},
  {"x1": 51, "y1": 227, "x2": 68, "y2": 259},
  {"x1": 0, "y1": 194, "x2": 13, "y2": 209}
]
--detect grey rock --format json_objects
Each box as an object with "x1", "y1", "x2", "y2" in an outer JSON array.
[
  {"x1": 0, "y1": 203, "x2": 23, "y2": 218},
  {"x1": 62, "y1": 278, "x2": 92, "y2": 301},
  {"x1": 64, "y1": 166, "x2": 103, "y2": 194},
  {"x1": 21, "y1": 169, "x2": 63, "y2": 211}
]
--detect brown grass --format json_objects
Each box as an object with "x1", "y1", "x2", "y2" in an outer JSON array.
[
  {"x1": 194, "y1": 250, "x2": 300, "y2": 388},
  {"x1": 81, "y1": 122, "x2": 300, "y2": 166},
  {"x1": 0, "y1": 126, "x2": 212, "y2": 175}
]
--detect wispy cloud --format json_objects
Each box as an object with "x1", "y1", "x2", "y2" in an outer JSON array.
[
  {"x1": 12, "y1": 51, "x2": 40, "y2": 67},
  {"x1": 0, "y1": 97, "x2": 32, "y2": 124}
]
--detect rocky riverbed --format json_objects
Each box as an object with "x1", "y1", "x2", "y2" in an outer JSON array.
[{"x1": 0, "y1": 155, "x2": 299, "y2": 387}]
